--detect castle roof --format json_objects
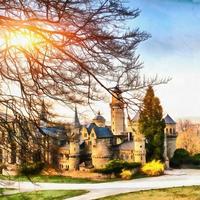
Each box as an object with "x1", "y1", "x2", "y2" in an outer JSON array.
[
  {"x1": 118, "y1": 141, "x2": 134, "y2": 151},
  {"x1": 93, "y1": 126, "x2": 113, "y2": 138},
  {"x1": 93, "y1": 111, "x2": 105, "y2": 122},
  {"x1": 164, "y1": 114, "x2": 176, "y2": 124},
  {"x1": 41, "y1": 126, "x2": 65, "y2": 137},
  {"x1": 87, "y1": 123, "x2": 96, "y2": 134}
]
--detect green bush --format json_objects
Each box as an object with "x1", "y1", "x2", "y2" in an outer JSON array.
[
  {"x1": 170, "y1": 148, "x2": 191, "y2": 168},
  {"x1": 191, "y1": 154, "x2": 200, "y2": 165},
  {"x1": 19, "y1": 162, "x2": 45, "y2": 176},
  {"x1": 96, "y1": 160, "x2": 141, "y2": 176}
]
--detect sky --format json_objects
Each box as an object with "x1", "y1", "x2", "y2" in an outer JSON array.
[
  {"x1": 127, "y1": 0, "x2": 200, "y2": 120},
  {"x1": 55, "y1": 0, "x2": 200, "y2": 123}
]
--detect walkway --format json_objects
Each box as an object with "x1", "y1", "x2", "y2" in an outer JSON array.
[{"x1": 0, "y1": 169, "x2": 200, "y2": 200}]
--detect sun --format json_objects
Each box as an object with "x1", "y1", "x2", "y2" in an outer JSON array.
[{"x1": 8, "y1": 30, "x2": 41, "y2": 49}]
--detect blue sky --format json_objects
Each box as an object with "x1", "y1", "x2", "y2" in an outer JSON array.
[
  {"x1": 127, "y1": 0, "x2": 200, "y2": 119},
  {"x1": 55, "y1": 0, "x2": 200, "y2": 123}
]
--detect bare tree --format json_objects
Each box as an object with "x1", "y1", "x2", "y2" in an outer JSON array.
[
  {"x1": 0, "y1": 0, "x2": 168, "y2": 171},
  {"x1": 176, "y1": 127, "x2": 200, "y2": 155}
]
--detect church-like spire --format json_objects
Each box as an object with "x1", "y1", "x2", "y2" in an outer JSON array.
[
  {"x1": 40, "y1": 100, "x2": 47, "y2": 122},
  {"x1": 74, "y1": 106, "x2": 81, "y2": 128}
]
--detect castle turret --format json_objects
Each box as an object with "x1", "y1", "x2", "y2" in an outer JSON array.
[
  {"x1": 68, "y1": 107, "x2": 81, "y2": 171},
  {"x1": 91, "y1": 127, "x2": 113, "y2": 169},
  {"x1": 110, "y1": 86, "x2": 125, "y2": 135},
  {"x1": 69, "y1": 139, "x2": 80, "y2": 170},
  {"x1": 163, "y1": 114, "x2": 177, "y2": 160}
]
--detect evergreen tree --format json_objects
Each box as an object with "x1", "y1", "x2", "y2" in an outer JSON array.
[{"x1": 139, "y1": 86, "x2": 165, "y2": 161}]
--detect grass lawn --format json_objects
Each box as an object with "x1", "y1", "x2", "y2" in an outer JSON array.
[
  {"x1": 0, "y1": 172, "x2": 148, "y2": 184},
  {"x1": 0, "y1": 190, "x2": 88, "y2": 200},
  {"x1": 0, "y1": 188, "x2": 17, "y2": 194},
  {"x1": 98, "y1": 186, "x2": 200, "y2": 200},
  {"x1": 0, "y1": 174, "x2": 99, "y2": 183}
]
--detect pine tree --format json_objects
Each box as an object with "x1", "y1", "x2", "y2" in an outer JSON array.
[{"x1": 139, "y1": 86, "x2": 165, "y2": 161}]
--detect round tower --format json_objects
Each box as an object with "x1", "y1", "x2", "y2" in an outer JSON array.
[
  {"x1": 69, "y1": 139, "x2": 80, "y2": 171},
  {"x1": 92, "y1": 139, "x2": 112, "y2": 169},
  {"x1": 110, "y1": 86, "x2": 125, "y2": 135}
]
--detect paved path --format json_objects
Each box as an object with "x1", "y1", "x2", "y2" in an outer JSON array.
[{"x1": 0, "y1": 169, "x2": 200, "y2": 200}]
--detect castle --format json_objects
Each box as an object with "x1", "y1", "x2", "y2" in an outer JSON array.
[
  {"x1": 0, "y1": 87, "x2": 177, "y2": 174},
  {"x1": 57, "y1": 87, "x2": 177, "y2": 171}
]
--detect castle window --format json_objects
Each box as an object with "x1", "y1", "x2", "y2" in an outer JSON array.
[
  {"x1": 65, "y1": 154, "x2": 69, "y2": 159},
  {"x1": 170, "y1": 128, "x2": 172, "y2": 134},
  {"x1": 166, "y1": 128, "x2": 168, "y2": 134}
]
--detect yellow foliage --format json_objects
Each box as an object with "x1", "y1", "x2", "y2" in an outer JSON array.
[
  {"x1": 141, "y1": 160, "x2": 164, "y2": 176},
  {"x1": 120, "y1": 169, "x2": 132, "y2": 180}
]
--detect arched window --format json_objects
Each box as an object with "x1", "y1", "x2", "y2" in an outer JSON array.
[
  {"x1": 170, "y1": 128, "x2": 172, "y2": 134},
  {"x1": 166, "y1": 128, "x2": 168, "y2": 134}
]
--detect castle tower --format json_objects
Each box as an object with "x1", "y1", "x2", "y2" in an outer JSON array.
[
  {"x1": 128, "y1": 112, "x2": 146, "y2": 164},
  {"x1": 92, "y1": 139, "x2": 113, "y2": 169},
  {"x1": 110, "y1": 86, "x2": 125, "y2": 135},
  {"x1": 69, "y1": 139, "x2": 80, "y2": 171},
  {"x1": 68, "y1": 107, "x2": 81, "y2": 170},
  {"x1": 163, "y1": 114, "x2": 177, "y2": 160}
]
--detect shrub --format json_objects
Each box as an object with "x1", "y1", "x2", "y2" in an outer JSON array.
[
  {"x1": 191, "y1": 154, "x2": 200, "y2": 165},
  {"x1": 19, "y1": 162, "x2": 45, "y2": 176},
  {"x1": 120, "y1": 169, "x2": 132, "y2": 180},
  {"x1": 96, "y1": 160, "x2": 141, "y2": 176},
  {"x1": 170, "y1": 148, "x2": 190, "y2": 168},
  {"x1": 141, "y1": 160, "x2": 164, "y2": 176}
]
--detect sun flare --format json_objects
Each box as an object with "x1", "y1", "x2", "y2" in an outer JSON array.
[{"x1": 6, "y1": 30, "x2": 41, "y2": 49}]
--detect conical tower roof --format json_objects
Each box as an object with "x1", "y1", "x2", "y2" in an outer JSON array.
[
  {"x1": 163, "y1": 114, "x2": 176, "y2": 124},
  {"x1": 74, "y1": 106, "x2": 81, "y2": 128}
]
